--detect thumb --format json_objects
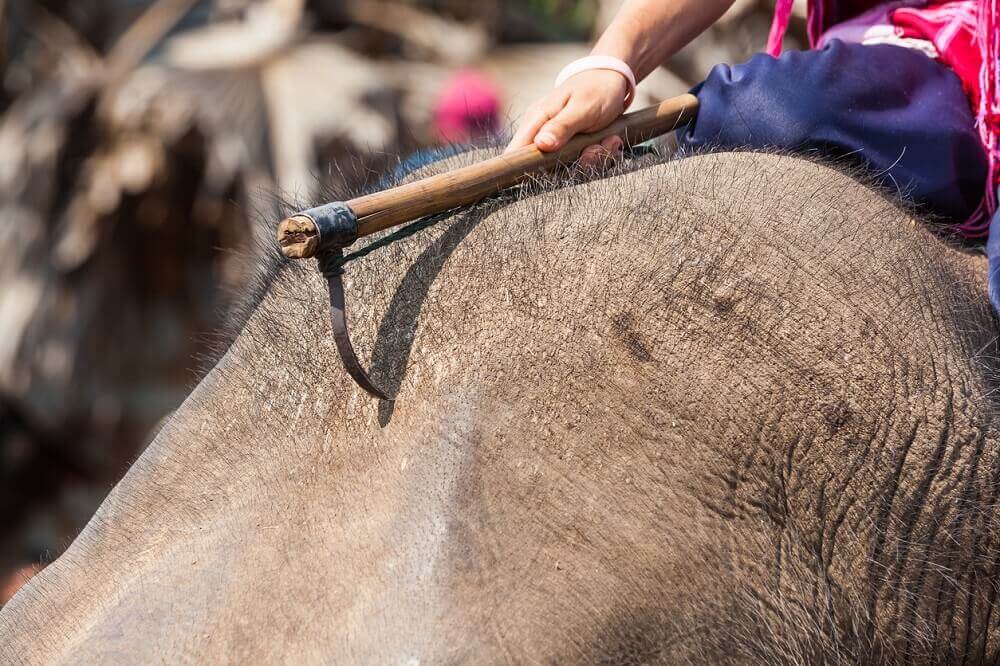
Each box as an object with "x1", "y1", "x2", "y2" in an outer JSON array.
[{"x1": 534, "y1": 102, "x2": 593, "y2": 152}]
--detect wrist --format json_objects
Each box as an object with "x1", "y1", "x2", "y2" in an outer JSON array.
[
  {"x1": 554, "y1": 55, "x2": 637, "y2": 109},
  {"x1": 588, "y1": 41, "x2": 641, "y2": 78}
]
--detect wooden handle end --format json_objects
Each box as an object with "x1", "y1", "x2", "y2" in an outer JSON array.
[{"x1": 276, "y1": 215, "x2": 319, "y2": 259}]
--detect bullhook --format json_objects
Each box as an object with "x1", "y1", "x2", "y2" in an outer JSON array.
[{"x1": 275, "y1": 93, "x2": 700, "y2": 400}]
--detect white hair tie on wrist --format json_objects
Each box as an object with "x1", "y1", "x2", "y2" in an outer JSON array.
[{"x1": 554, "y1": 55, "x2": 637, "y2": 110}]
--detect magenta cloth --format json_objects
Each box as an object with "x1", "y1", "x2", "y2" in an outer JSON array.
[
  {"x1": 432, "y1": 70, "x2": 501, "y2": 143},
  {"x1": 814, "y1": 2, "x2": 923, "y2": 46},
  {"x1": 769, "y1": 0, "x2": 926, "y2": 48}
]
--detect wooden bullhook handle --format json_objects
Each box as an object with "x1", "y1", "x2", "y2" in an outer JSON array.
[{"x1": 277, "y1": 93, "x2": 699, "y2": 258}]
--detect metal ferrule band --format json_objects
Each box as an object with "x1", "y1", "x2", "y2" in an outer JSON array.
[{"x1": 302, "y1": 201, "x2": 359, "y2": 253}]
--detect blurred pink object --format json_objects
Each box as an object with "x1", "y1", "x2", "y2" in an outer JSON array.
[{"x1": 432, "y1": 70, "x2": 501, "y2": 143}]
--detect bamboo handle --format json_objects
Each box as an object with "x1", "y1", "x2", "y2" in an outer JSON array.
[
  {"x1": 353, "y1": 93, "x2": 698, "y2": 236},
  {"x1": 277, "y1": 93, "x2": 698, "y2": 257}
]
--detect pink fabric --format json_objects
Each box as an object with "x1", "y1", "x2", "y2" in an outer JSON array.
[
  {"x1": 767, "y1": 0, "x2": 797, "y2": 56},
  {"x1": 975, "y1": 0, "x2": 1000, "y2": 233},
  {"x1": 766, "y1": 0, "x2": 1000, "y2": 235},
  {"x1": 432, "y1": 70, "x2": 501, "y2": 143}
]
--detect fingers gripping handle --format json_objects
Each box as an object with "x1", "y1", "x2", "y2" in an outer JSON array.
[{"x1": 350, "y1": 93, "x2": 699, "y2": 237}]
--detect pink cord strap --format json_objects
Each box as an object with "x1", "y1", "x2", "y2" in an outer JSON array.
[
  {"x1": 555, "y1": 55, "x2": 638, "y2": 109},
  {"x1": 977, "y1": 0, "x2": 999, "y2": 222},
  {"x1": 767, "y1": 0, "x2": 796, "y2": 56},
  {"x1": 958, "y1": 0, "x2": 1000, "y2": 235}
]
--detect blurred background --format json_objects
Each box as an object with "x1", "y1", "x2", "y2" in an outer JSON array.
[{"x1": 0, "y1": 0, "x2": 804, "y2": 605}]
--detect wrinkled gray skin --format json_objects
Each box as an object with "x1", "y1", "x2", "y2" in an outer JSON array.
[{"x1": 2, "y1": 152, "x2": 1000, "y2": 663}]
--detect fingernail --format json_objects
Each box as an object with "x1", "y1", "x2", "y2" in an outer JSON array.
[{"x1": 536, "y1": 132, "x2": 556, "y2": 147}]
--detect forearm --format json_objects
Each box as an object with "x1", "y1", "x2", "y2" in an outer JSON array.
[
  {"x1": 591, "y1": 0, "x2": 736, "y2": 81},
  {"x1": 506, "y1": 0, "x2": 733, "y2": 152}
]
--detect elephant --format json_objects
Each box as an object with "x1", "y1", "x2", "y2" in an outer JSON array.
[{"x1": 2, "y1": 150, "x2": 999, "y2": 663}]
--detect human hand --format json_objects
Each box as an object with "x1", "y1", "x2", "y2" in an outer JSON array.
[{"x1": 505, "y1": 68, "x2": 629, "y2": 167}]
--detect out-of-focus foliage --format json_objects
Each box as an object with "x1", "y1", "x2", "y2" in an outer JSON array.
[{"x1": 508, "y1": 0, "x2": 601, "y2": 40}]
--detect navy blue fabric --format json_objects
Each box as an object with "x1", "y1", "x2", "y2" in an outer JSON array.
[
  {"x1": 679, "y1": 40, "x2": 988, "y2": 223},
  {"x1": 987, "y1": 195, "x2": 1000, "y2": 315}
]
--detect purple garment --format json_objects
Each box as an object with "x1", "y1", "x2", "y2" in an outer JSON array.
[
  {"x1": 802, "y1": 0, "x2": 929, "y2": 46},
  {"x1": 986, "y1": 192, "x2": 1000, "y2": 314},
  {"x1": 816, "y1": 1, "x2": 923, "y2": 46},
  {"x1": 678, "y1": 40, "x2": 987, "y2": 223}
]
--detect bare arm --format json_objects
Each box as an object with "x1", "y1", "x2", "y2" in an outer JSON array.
[
  {"x1": 506, "y1": 0, "x2": 734, "y2": 158},
  {"x1": 593, "y1": 0, "x2": 734, "y2": 80}
]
